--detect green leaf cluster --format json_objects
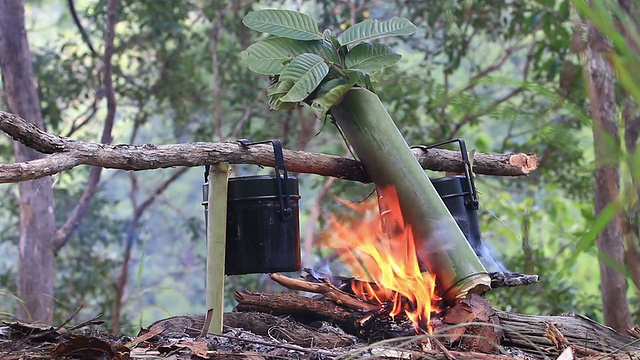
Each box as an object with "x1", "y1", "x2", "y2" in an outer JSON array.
[{"x1": 240, "y1": 9, "x2": 416, "y2": 117}]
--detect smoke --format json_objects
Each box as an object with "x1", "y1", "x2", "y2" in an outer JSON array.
[
  {"x1": 306, "y1": 258, "x2": 332, "y2": 279},
  {"x1": 412, "y1": 217, "x2": 510, "y2": 274},
  {"x1": 416, "y1": 207, "x2": 510, "y2": 274},
  {"x1": 475, "y1": 239, "x2": 508, "y2": 273}
]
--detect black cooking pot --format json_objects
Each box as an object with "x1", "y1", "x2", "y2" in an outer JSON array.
[
  {"x1": 413, "y1": 139, "x2": 483, "y2": 254},
  {"x1": 202, "y1": 139, "x2": 301, "y2": 275},
  {"x1": 431, "y1": 174, "x2": 482, "y2": 252},
  {"x1": 224, "y1": 174, "x2": 301, "y2": 275}
]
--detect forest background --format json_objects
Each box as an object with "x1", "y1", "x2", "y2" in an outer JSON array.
[{"x1": 0, "y1": 0, "x2": 639, "y2": 334}]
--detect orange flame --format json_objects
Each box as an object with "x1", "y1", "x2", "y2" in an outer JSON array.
[{"x1": 323, "y1": 186, "x2": 440, "y2": 332}]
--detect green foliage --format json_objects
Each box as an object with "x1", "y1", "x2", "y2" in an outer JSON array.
[
  {"x1": 278, "y1": 53, "x2": 329, "y2": 102},
  {"x1": 52, "y1": 188, "x2": 127, "y2": 326},
  {"x1": 241, "y1": 37, "x2": 322, "y2": 75},
  {"x1": 479, "y1": 183, "x2": 603, "y2": 319},
  {"x1": 573, "y1": 0, "x2": 640, "y2": 105},
  {"x1": 311, "y1": 77, "x2": 357, "y2": 118},
  {"x1": 267, "y1": 80, "x2": 296, "y2": 110},
  {"x1": 564, "y1": 200, "x2": 620, "y2": 272},
  {"x1": 344, "y1": 43, "x2": 401, "y2": 75},
  {"x1": 33, "y1": 47, "x2": 97, "y2": 133},
  {"x1": 571, "y1": 0, "x2": 640, "y2": 321},
  {"x1": 241, "y1": 9, "x2": 416, "y2": 113},
  {"x1": 487, "y1": 250, "x2": 602, "y2": 319},
  {"x1": 243, "y1": 9, "x2": 323, "y2": 40},
  {"x1": 337, "y1": 17, "x2": 416, "y2": 46}
]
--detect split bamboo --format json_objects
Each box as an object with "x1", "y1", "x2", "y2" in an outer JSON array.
[{"x1": 205, "y1": 162, "x2": 231, "y2": 334}]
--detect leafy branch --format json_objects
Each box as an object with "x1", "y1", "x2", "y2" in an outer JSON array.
[{"x1": 240, "y1": 9, "x2": 416, "y2": 117}]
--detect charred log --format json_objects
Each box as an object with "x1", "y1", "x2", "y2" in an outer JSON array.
[
  {"x1": 233, "y1": 290, "x2": 640, "y2": 359},
  {"x1": 234, "y1": 290, "x2": 501, "y2": 350},
  {"x1": 144, "y1": 312, "x2": 358, "y2": 349},
  {"x1": 301, "y1": 267, "x2": 541, "y2": 292},
  {"x1": 489, "y1": 272, "x2": 540, "y2": 288},
  {"x1": 231, "y1": 291, "x2": 411, "y2": 340},
  {"x1": 137, "y1": 314, "x2": 542, "y2": 360},
  {"x1": 270, "y1": 272, "x2": 378, "y2": 311}
]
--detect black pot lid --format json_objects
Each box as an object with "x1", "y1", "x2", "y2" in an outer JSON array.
[{"x1": 228, "y1": 175, "x2": 298, "y2": 200}]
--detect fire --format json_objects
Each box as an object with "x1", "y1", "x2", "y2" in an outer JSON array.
[{"x1": 323, "y1": 186, "x2": 440, "y2": 332}]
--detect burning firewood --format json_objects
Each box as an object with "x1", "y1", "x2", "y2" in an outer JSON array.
[
  {"x1": 268, "y1": 272, "x2": 504, "y2": 351},
  {"x1": 233, "y1": 288, "x2": 640, "y2": 359},
  {"x1": 269, "y1": 273, "x2": 378, "y2": 311},
  {"x1": 299, "y1": 268, "x2": 539, "y2": 293}
]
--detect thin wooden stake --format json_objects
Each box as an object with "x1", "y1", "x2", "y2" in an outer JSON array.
[{"x1": 205, "y1": 162, "x2": 231, "y2": 334}]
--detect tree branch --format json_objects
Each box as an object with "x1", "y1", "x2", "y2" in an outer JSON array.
[
  {"x1": 208, "y1": 3, "x2": 227, "y2": 140},
  {"x1": 53, "y1": 0, "x2": 119, "y2": 253},
  {"x1": 0, "y1": 111, "x2": 538, "y2": 184},
  {"x1": 135, "y1": 167, "x2": 189, "y2": 219},
  {"x1": 67, "y1": 0, "x2": 98, "y2": 57}
]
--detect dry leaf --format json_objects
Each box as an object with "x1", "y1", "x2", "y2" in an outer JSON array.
[
  {"x1": 4, "y1": 321, "x2": 60, "y2": 341},
  {"x1": 178, "y1": 341, "x2": 208, "y2": 358},
  {"x1": 159, "y1": 341, "x2": 209, "y2": 359},
  {"x1": 51, "y1": 336, "x2": 130, "y2": 359},
  {"x1": 556, "y1": 346, "x2": 574, "y2": 360},
  {"x1": 243, "y1": 351, "x2": 267, "y2": 360},
  {"x1": 124, "y1": 325, "x2": 164, "y2": 348}
]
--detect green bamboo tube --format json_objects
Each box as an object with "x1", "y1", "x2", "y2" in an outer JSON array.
[
  {"x1": 330, "y1": 88, "x2": 490, "y2": 301},
  {"x1": 206, "y1": 162, "x2": 231, "y2": 334}
]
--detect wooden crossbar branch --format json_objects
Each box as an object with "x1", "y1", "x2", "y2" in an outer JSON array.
[{"x1": 0, "y1": 111, "x2": 538, "y2": 184}]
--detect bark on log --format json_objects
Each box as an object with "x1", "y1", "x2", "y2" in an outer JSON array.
[
  {"x1": 496, "y1": 310, "x2": 640, "y2": 358},
  {"x1": 233, "y1": 291, "x2": 367, "y2": 337},
  {"x1": 411, "y1": 147, "x2": 537, "y2": 175},
  {"x1": 270, "y1": 272, "x2": 379, "y2": 311},
  {"x1": 233, "y1": 291, "x2": 640, "y2": 359},
  {"x1": 145, "y1": 312, "x2": 358, "y2": 349},
  {"x1": 0, "y1": 111, "x2": 538, "y2": 184},
  {"x1": 145, "y1": 312, "x2": 534, "y2": 360}
]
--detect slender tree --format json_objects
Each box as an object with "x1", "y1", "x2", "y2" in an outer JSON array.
[
  {"x1": 584, "y1": 23, "x2": 632, "y2": 331},
  {"x1": 0, "y1": 0, "x2": 57, "y2": 323}
]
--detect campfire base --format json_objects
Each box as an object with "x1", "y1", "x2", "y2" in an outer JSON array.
[
  {"x1": 136, "y1": 271, "x2": 639, "y2": 359},
  {"x1": 145, "y1": 312, "x2": 527, "y2": 360},
  {"x1": 194, "y1": 291, "x2": 639, "y2": 359}
]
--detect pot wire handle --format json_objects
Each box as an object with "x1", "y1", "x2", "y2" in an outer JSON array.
[
  {"x1": 411, "y1": 138, "x2": 478, "y2": 210},
  {"x1": 238, "y1": 139, "x2": 293, "y2": 220}
]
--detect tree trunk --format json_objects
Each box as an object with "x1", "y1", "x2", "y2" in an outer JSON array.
[
  {"x1": 585, "y1": 24, "x2": 632, "y2": 331},
  {"x1": 619, "y1": 0, "x2": 640, "y2": 295},
  {"x1": 0, "y1": 0, "x2": 56, "y2": 323},
  {"x1": 622, "y1": 96, "x2": 640, "y2": 291}
]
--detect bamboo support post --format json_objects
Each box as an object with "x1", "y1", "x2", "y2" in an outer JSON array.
[{"x1": 205, "y1": 162, "x2": 231, "y2": 334}]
